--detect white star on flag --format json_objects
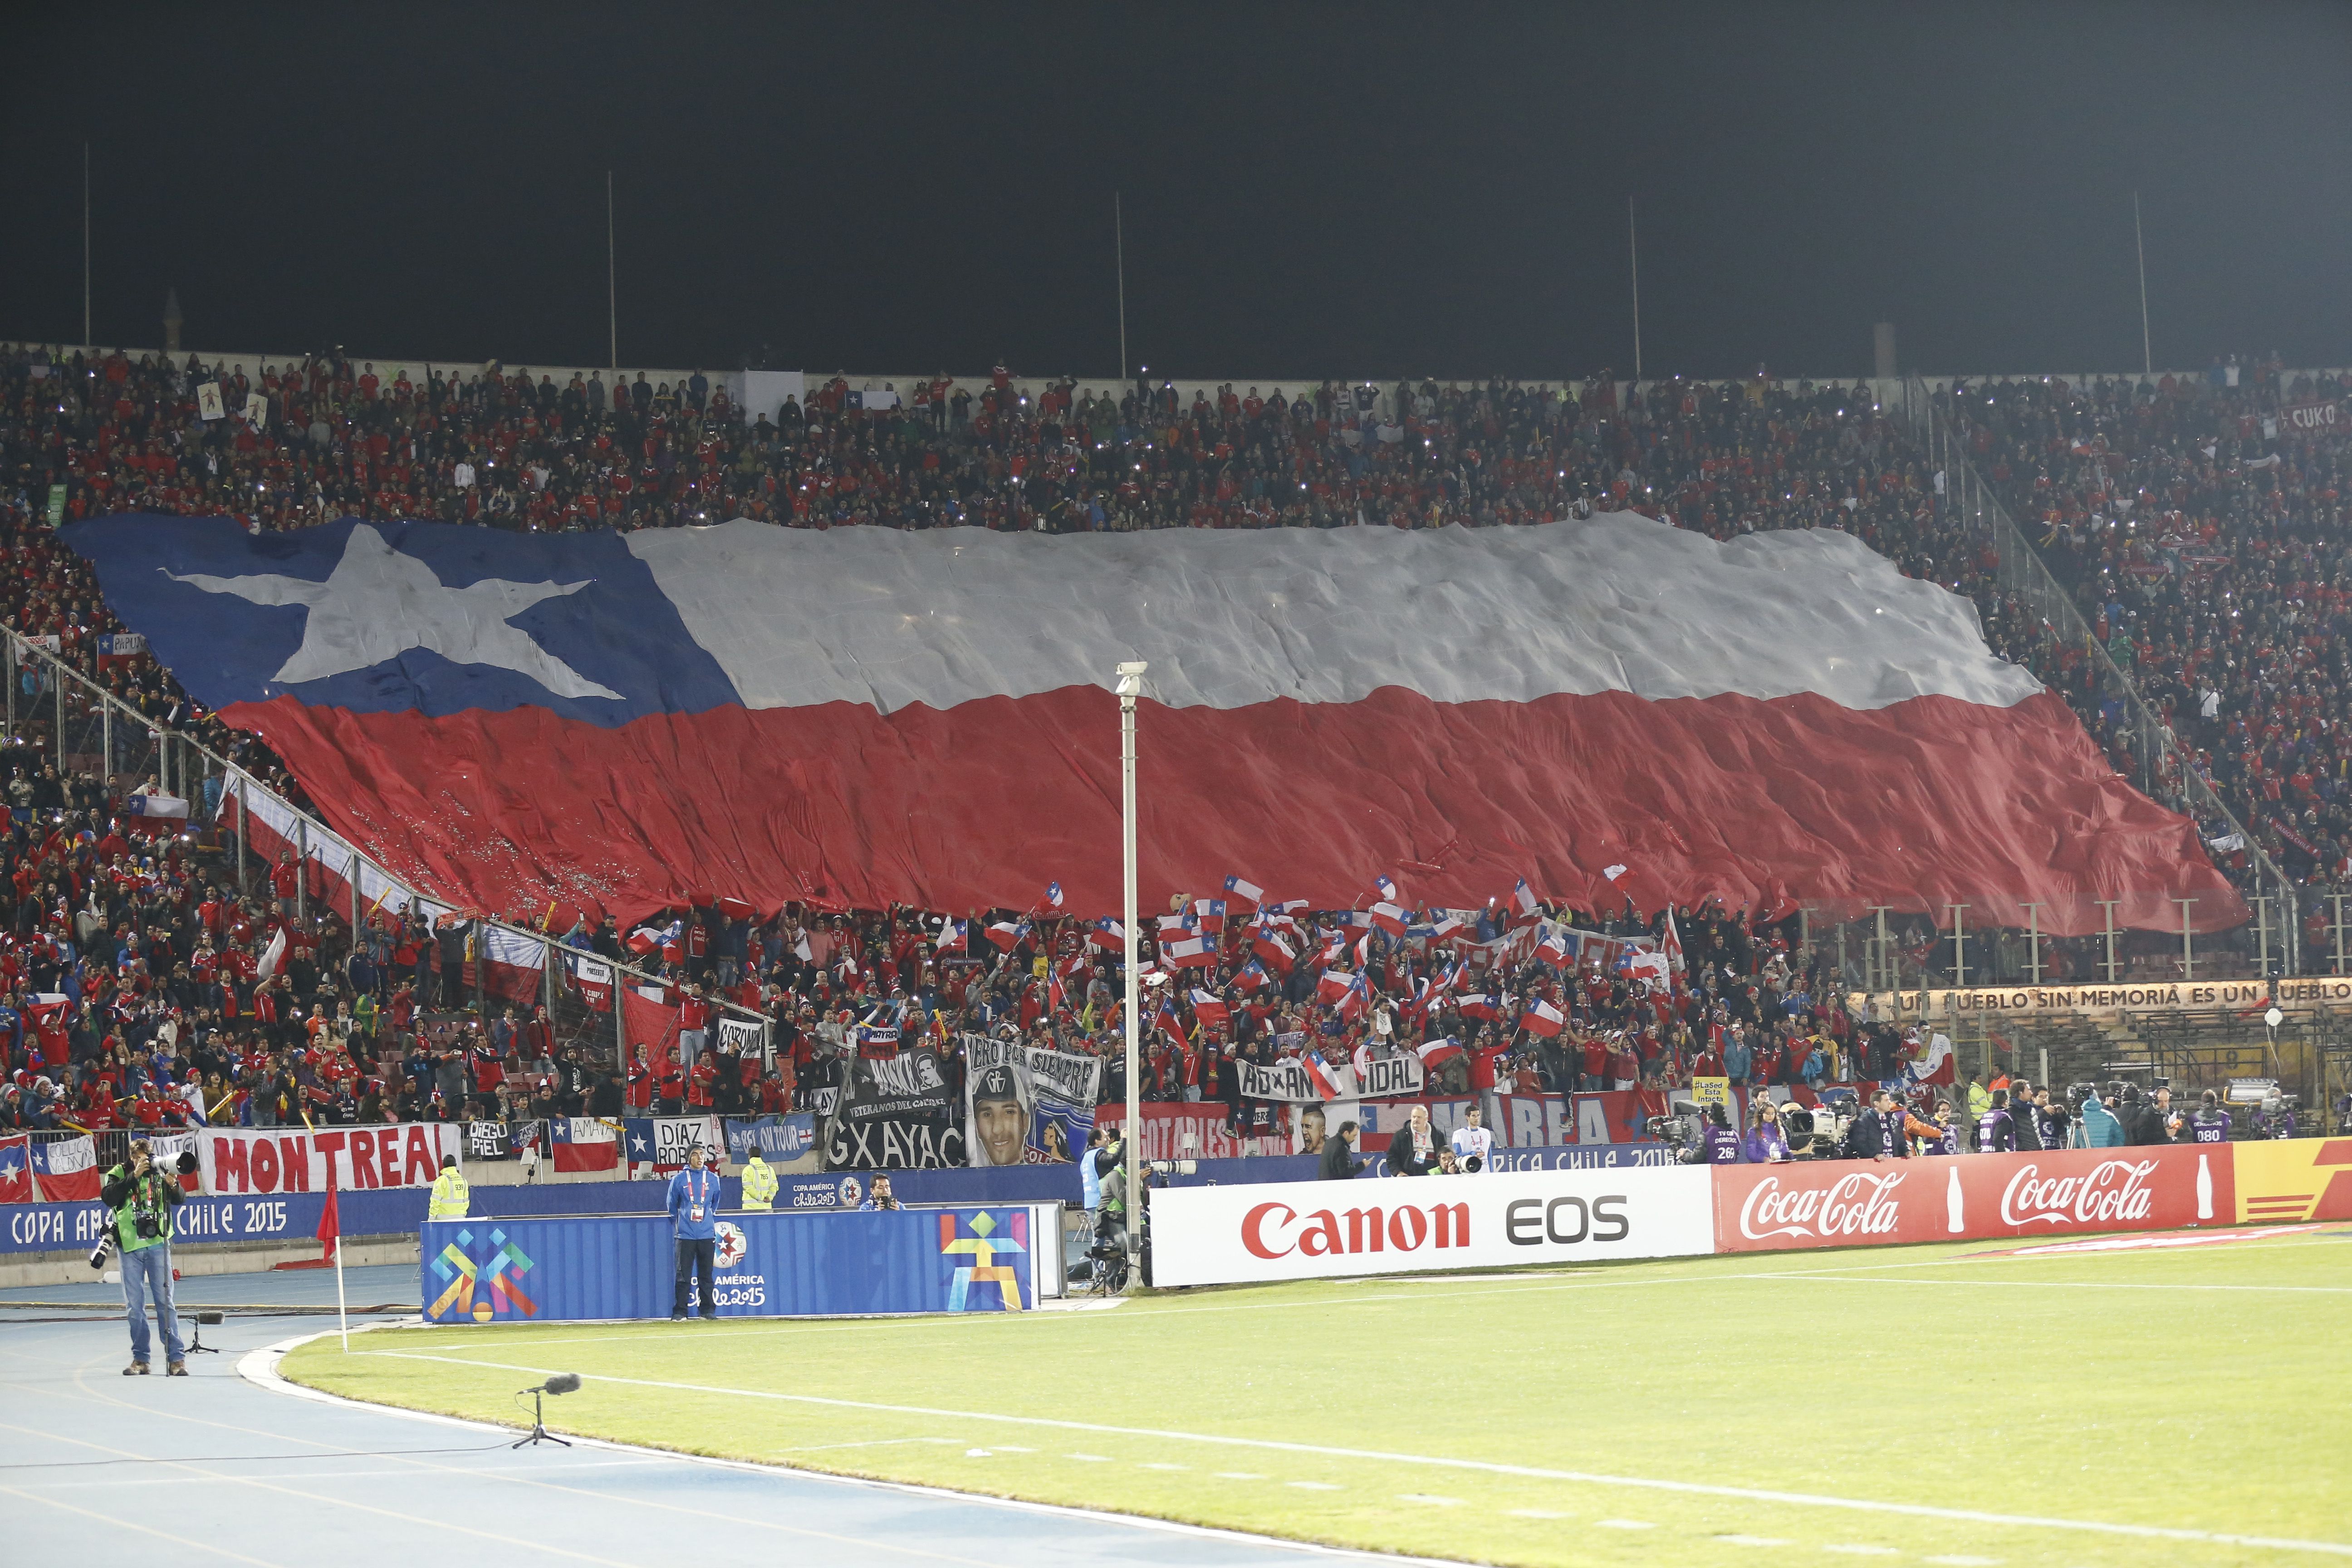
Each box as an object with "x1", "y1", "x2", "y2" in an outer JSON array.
[{"x1": 167, "y1": 523, "x2": 622, "y2": 700}]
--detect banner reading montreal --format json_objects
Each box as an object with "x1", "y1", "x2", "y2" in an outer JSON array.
[{"x1": 420, "y1": 1205, "x2": 1035, "y2": 1322}]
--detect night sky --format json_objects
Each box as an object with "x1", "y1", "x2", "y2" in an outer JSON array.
[{"x1": 4, "y1": 5, "x2": 2347, "y2": 382}]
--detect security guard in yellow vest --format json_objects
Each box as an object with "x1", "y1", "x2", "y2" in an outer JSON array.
[
  {"x1": 427, "y1": 1155, "x2": 470, "y2": 1219},
  {"x1": 740, "y1": 1149, "x2": 779, "y2": 1211}
]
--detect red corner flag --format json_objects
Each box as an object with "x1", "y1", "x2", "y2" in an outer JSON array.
[{"x1": 317, "y1": 1175, "x2": 340, "y2": 1264}]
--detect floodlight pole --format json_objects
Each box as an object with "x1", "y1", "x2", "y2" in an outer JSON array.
[
  {"x1": 1116, "y1": 661, "x2": 1147, "y2": 1280},
  {"x1": 2133, "y1": 191, "x2": 2151, "y2": 377},
  {"x1": 1115, "y1": 191, "x2": 1128, "y2": 386},
  {"x1": 1627, "y1": 196, "x2": 1642, "y2": 384}
]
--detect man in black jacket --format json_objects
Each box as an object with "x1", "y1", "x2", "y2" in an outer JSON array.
[
  {"x1": 1320, "y1": 1121, "x2": 1366, "y2": 1180},
  {"x1": 2009, "y1": 1079, "x2": 2044, "y2": 1150},
  {"x1": 1845, "y1": 1091, "x2": 1909, "y2": 1160},
  {"x1": 1387, "y1": 1104, "x2": 1444, "y2": 1175}
]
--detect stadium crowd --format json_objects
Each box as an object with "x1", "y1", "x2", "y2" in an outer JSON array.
[
  {"x1": 0, "y1": 339, "x2": 2343, "y2": 1163},
  {"x1": 1934, "y1": 362, "x2": 2352, "y2": 957}
]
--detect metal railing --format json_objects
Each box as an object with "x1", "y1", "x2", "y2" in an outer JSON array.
[
  {"x1": 1888, "y1": 376, "x2": 2294, "y2": 969},
  {"x1": 0, "y1": 627, "x2": 774, "y2": 1068}
]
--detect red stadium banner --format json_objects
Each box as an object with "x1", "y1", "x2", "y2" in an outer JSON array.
[{"x1": 1710, "y1": 1143, "x2": 2235, "y2": 1253}]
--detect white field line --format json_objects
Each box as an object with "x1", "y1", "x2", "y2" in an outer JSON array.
[
  {"x1": 356, "y1": 1347, "x2": 2352, "y2": 1558},
  {"x1": 244, "y1": 1332, "x2": 1465, "y2": 1566}
]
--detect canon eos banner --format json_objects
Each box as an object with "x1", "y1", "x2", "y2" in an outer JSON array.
[
  {"x1": 200, "y1": 1123, "x2": 461, "y2": 1196},
  {"x1": 1711, "y1": 1143, "x2": 2235, "y2": 1252},
  {"x1": 1150, "y1": 1166, "x2": 1712, "y2": 1287}
]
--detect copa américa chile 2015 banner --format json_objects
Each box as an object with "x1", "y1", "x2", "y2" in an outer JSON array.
[{"x1": 66, "y1": 511, "x2": 2234, "y2": 932}]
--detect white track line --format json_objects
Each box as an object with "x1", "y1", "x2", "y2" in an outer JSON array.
[{"x1": 352, "y1": 1347, "x2": 2352, "y2": 1558}]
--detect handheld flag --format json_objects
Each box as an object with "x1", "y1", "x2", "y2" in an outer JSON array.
[{"x1": 1224, "y1": 874, "x2": 1264, "y2": 904}]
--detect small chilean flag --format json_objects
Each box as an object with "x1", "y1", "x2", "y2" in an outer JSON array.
[
  {"x1": 1457, "y1": 992, "x2": 1499, "y2": 1021},
  {"x1": 1535, "y1": 924, "x2": 1571, "y2": 966},
  {"x1": 1520, "y1": 997, "x2": 1567, "y2": 1037},
  {"x1": 1224, "y1": 874, "x2": 1263, "y2": 904},
  {"x1": 1163, "y1": 934, "x2": 1217, "y2": 968},
  {"x1": 1374, "y1": 874, "x2": 1401, "y2": 904},
  {"x1": 983, "y1": 917, "x2": 1026, "y2": 951},
  {"x1": 1298, "y1": 1052, "x2": 1344, "y2": 1099},
  {"x1": 1089, "y1": 917, "x2": 1127, "y2": 950},
  {"x1": 1368, "y1": 901, "x2": 1410, "y2": 937},
  {"x1": 1046, "y1": 881, "x2": 1065, "y2": 909},
  {"x1": 1231, "y1": 958, "x2": 1272, "y2": 993},
  {"x1": 936, "y1": 919, "x2": 969, "y2": 955},
  {"x1": 1189, "y1": 989, "x2": 1231, "y2": 1028},
  {"x1": 1250, "y1": 925, "x2": 1295, "y2": 975},
  {"x1": 1513, "y1": 877, "x2": 1539, "y2": 917},
  {"x1": 1416, "y1": 1037, "x2": 1465, "y2": 1070},
  {"x1": 1192, "y1": 898, "x2": 1227, "y2": 934},
  {"x1": 1316, "y1": 969, "x2": 1357, "y2": 1004}
]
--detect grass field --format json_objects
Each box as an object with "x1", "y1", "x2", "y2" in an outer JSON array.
[{"x1": 281, "y1": 1226, "x2": 2352, "y2": 1568}]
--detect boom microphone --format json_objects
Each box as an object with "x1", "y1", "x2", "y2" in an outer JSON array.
[{"x1": 542, "y1": 1372, "x2": 582, "y2": 1395}]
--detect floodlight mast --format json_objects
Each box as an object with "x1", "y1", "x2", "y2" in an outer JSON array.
[{"x1": 1115, "y1": 660, "x2": 1147, "y2": 1279}]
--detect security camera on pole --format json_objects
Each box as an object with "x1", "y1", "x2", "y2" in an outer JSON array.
[{"x1": 1114, "y1": 660, "x2": 1147, "y2": 1278}]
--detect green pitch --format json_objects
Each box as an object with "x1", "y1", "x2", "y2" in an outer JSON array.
[{"x1": 282, "y1": 1228, "x2": 2352, "y2": 1567}]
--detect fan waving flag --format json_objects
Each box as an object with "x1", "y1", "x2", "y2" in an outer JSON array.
[
  {"x1": 1519, "y1": 997, "x2": 1568, "y2": 1037},
  {"x1": 1189, "y1": 989, "x2": 1231, "y2": 1029},
  {"x1": 69, "y1": 510, "x2": 2239, "y2": 936}
]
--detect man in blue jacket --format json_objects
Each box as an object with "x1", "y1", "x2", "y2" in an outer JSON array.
[
  {"x1": 2074, "y1": 1088, "x2": 2127, "y2": 1147},
  {"x1": 667, "y1": 1144, "x2": 721, "y2": 1321}
]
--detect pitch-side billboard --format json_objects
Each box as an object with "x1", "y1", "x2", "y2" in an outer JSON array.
[{"x1": 1148, "y1": 1166, "x2": 1714, "y2": 1287}]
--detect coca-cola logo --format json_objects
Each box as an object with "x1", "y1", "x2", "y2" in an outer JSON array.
[
  {"x1": 1738, "y1": 1171, "x2": 1906, "y2": 1240},
  {"x1": 1999, "y1": 1160, "x2": 2157, "y2": 1228}
]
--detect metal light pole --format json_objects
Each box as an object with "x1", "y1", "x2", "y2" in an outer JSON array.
[{"x1": 1115, "y1": 660, "x2": 1147, "y2": 1277}]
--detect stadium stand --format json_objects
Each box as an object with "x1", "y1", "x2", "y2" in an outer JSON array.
[{"x1": 0, "y1": 339, "x2": 2343, "y2": 1165}]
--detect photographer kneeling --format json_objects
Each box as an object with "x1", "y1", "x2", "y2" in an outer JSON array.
[{"x1": 102, "y1": 1137, "x2": 188, "y2": 1376}]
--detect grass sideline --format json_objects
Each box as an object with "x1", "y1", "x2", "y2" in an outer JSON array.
[{"x1": 280, "y1": 1228, "x2": 2352, "y2": 1567}]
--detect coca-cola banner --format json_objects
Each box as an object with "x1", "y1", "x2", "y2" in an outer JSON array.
[
  {"x1": 199, "y1": 1123, "x2": 463, "y2": 1196},
  {"x1": 1712, "y1": 1144, "x2": 2236, "y2": 1253},
  {"x1": 1151, "y1": 1166, "x2": 1713, "y2": 1287}
]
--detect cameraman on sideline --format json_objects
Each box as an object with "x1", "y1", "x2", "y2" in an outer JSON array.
[{"x1": 101, "y1": 1137, "x2": 188, "y2": 1376}]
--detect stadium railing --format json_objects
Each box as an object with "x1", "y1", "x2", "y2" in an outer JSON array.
[{"x1": 1, "y1": 627, "x2": 775, "y2": 1072}]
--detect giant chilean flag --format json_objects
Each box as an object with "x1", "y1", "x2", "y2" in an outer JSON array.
[{"x1": 65, "y1": 512, "x2": 2239, "y2": 935}]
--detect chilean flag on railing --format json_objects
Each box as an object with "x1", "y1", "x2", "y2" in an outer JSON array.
[
  {"x1": 31, "y1": 1134, "x2": 103, "y2": 1200},
  {"x1": 551, "y1": 1117, "x2": 620, "y2": 1172},
  {"x1": 66, "y1": 511, "x2": 2240, "y2": 937}
]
